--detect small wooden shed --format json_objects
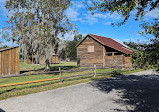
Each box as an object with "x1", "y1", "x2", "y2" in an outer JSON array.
[
  {"x1": 0, "y1": 46, "x2": 19, "y2": 76},
  {"x1": 27, "y1": 55, "x2": 60, "y2": 64},
  {"x1": 76, "y1": 34, "x2": 133, "y2": 68}
]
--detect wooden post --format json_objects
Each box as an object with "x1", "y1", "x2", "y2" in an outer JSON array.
[
  {"x1": 59, "y1": 67, "x2": 62, "y2": 82},
  {"x1": 94, "y1": 65, "x2": 96, "y2": 78}
]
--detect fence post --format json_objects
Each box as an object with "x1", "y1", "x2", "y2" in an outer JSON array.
[
  {"x1": 94, "y1": 65, "x2": 96, "y2": 78},
  {"x1": 59, "y1": 67, "x2": 62, "y2": 82}
]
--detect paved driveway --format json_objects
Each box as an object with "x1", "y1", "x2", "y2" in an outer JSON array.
[{"x1": 0, "y1": 70, "x2": 159, "y2": 112}]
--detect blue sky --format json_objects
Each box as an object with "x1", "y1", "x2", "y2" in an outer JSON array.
[{"x1": 0, "y1": 0, "x2": 158, "y2": 47}]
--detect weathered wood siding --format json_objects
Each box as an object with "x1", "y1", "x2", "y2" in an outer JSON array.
[
  {"x1": 51, "y1": 55, "x2": 60, "y2": 64},
  {"x1": 105, "y1": 54, "x2": 132, "y2": 68},
  {"x1": 123, "y1": 54, "x2": 132, "y2": 68},
  {"x1": 39, "y1": 56, "x2": 60, "y2": 64},
  {"x1": 105, "y1": 55, "x2": 124, "y2": 67},
  {"x1": 28, "y1": 55, "x2": 60, "y2": 64},
  {"x1": 77, "y1": 35, "x2": 104, "y2": 67},
  {"x1": 0, "y1": 47, "x2": 19, "y2": 76},
  {"x1": 39, "y1": 57, "x2": 45, "y2": 64}
]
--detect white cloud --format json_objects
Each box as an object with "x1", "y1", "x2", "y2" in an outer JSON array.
[
  {"x1": 106, "y1": 13, "x2": 122, "y2": 20},
  {"x1": 130, "y1": 8, "x2": 159, "y2": 20},
  {"x1": 0, "y1": 0, "x2": 6, "y2": 3},
  {"x1": 93, "y1": 13, "x2": 107, "y2": 19},
  {"x1": 71, "y1": 0, "x2": 85, "y2": 9},
  {"x1": 66, "y1": 8, "x2": 81, "y2": 21},
  {"x1": 0, "y1": 0, "x2": 8, "y2": 16},
  {"x1": 82, "y1": 12, "x2": 122, "y2": 25},
  {"x1": 145, "y1": 9, "x2": 159, "y2": 18},
  {"x1": 0, "y1": 41, "x2": 18, "y2": 47},
  {"x1": 83, "y1": 13, "x2": 98, "y2": 24},
  {"x1": 65, "y1": 0, "x2": 123, "y2": 25},
  {"x1": 103, "y1": 22, "x2": 112, "y2": 25}
]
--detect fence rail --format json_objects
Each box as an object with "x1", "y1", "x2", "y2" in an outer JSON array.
[
  {"x1": 0, "y1": 63, "x2": 133, "y2": 87},
  {"x1": 0, "y1": 69, "x2": 116, "y2": 87},
  {"x1": 0, "y1": 67, "x2": 115, "y2": 78},
  {"x1": 0, "y1": 64, "x2": 124, "y2": 87}
]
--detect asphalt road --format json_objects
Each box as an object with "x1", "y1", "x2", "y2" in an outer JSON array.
[{"x1": 0, "y1": 70, "x2": 159, "y2": 112}]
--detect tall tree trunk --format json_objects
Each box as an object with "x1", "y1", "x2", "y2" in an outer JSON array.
[{"x1": 44, "y1": 59, "x2": 50, "y2": 72}]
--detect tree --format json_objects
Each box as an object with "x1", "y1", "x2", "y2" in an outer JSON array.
[
  {"x1": 0, "y1": 45, "x2": 9, "y2": 49},
  {"x1": 87, "y1": 0, "x2": 158, "y2": 38},
  {"x1": 87, "y1": 0, "x2": 159, "y2": 70},
  {"x1": 65, "y1": 34, "x2": 83, "y2": 60},
  {"x1": 59, "y1": 34, "x2": 83, "y2": 61},
  {"x1": 2, "y1": 0, "x2": 74, "y2": 71},
  {"x1": 124, "y1": 40, "x2": 159, "y2": 70}
]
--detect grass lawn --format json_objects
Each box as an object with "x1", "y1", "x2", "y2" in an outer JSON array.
[
  {"x1": 20, "y1": 61, "x2": 82, "y2": 71},
  {"x1": 19, "y1": 61, "x2": 87, "y2": 74},
  {"x1": 0, "y1": 61, "x2": 145, "y2": 100}
]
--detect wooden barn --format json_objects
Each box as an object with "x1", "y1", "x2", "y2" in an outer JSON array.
[
  {"x1": 76, "y1": 34, "x2": 133, "y2": 68},
  {"x1": 27, "y1": 54, "x2": 60, "y2": 64},
  {"x1": 0, "y1": 46, "x2": 19, "y2": 76}
]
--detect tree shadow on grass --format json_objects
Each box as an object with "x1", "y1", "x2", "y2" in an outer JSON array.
[
  {"x1": 49, "y1": 66, "x2": 78, "y2": 71},
  {"x1": 0, "y1": 88, "x2": 16, "y2": 95},
  {"x1": 90, "y1": 74, "x2": 159, "y2": 112},
  {"x1": 20, "y1": 68, "x2": 45, "y2": 74},
  {"x1": 20, "y1": 65, "x2": 78, "y2": 74}
]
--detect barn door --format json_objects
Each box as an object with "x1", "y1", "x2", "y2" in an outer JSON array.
[{"x1": 105, "y1": 55, "x2": 123, "y2": 68}]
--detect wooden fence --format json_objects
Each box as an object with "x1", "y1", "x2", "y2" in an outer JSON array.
[{"x1": 0, "y1": 65, "x2": 125, "y2": 87}]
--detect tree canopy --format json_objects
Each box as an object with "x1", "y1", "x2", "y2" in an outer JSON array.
[
  {"x1": 60, "y1": 34, "x2": 83, "y2": 61},
  {"x1": 2, "y1": 0, "x2": 74, "y2": 71},
  {"x1": 124, "y1": 40, "x2": 159, "y2": 70},
  {"x1": 0, "y1": 45, "x2": 9, "y2": 49},
  {"x1": 65, "y1": 34, "x2": 83, "y2": 60},
  {"x1": 88, "y1": 0, "x2": 159, "y2": 70}
]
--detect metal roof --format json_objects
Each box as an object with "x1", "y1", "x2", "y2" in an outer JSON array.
[{"x1": 77, "y1": 34, "x2": 133, "y2": 54}]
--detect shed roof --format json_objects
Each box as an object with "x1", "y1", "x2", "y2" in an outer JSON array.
[
  {"x1": 0, "y1": 46, "x2": 19, "y2": 52},
  {"x1": 77, "y1": 34, "x2": 133, "y2": 54}
]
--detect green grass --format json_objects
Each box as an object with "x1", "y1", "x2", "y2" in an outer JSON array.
[
  {"x1": 0, "y1": 68, "x2": 113, "y2": 85},
  {"x1": 20, "y1": 61, "x2": 86, "y2": 74},
  {"x1": 20, "y1": 61, "x2": 81, "y2": 70},
  {"x1": 0, "y1": 66, "x2": 145, "y2": 101},
  {"x1": 0, "y1": 62, "x2": 146, "y2": 100}
]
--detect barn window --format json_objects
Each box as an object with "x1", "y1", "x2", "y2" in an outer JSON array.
[{"x1": 88, "y1": 46, "x2": 94, "y2": 52}]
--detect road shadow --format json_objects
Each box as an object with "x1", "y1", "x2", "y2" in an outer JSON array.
[
  {"x1": 0, "y1": 108, "x2": 5, "y2": 112},
  {"x1": 90, "y1": 74, "x2": 159, "y2": 112}
]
